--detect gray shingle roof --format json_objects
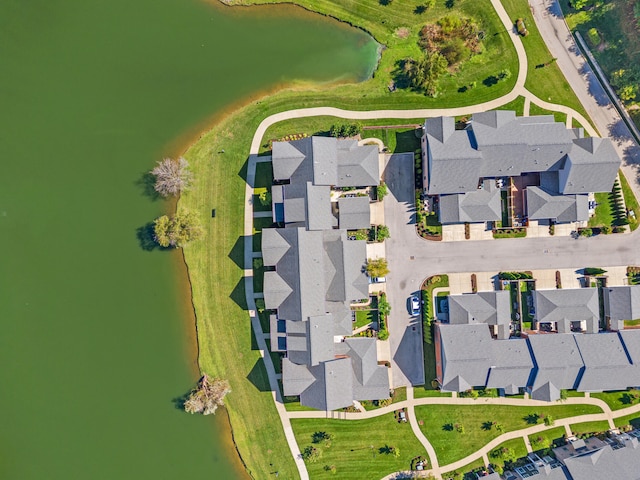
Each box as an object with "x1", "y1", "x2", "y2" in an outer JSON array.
[
  {"x1": 560, "y1": 138, "x2": 620, "y2": 194},
  {"x1": 528, "y1": 334, "x2": 584, "y2": 399},
  {"x1": 526, "y1": 187, "x2": 589, "y2": 223},
  {"x1": 282, "y1": 358, "x2": 317, "y2": 396},
  {"x1": 447, "y1": 291, "x2": 510, "y2": 327},
  {"x1": 345, "y1": 338, "x2": 390, "y2": 401},
  {"x1": 563, "y1": 442, "x2": 640, "y2": 480},
  {"x1": 533, "y1": 288, "x2": 599, "y2": 324},
  {"x1": 437, "y1": 324, "x2": 493, "y2": 391},
  {"x1": 574, "y1": 333, "x2": 640, "y2": 392},
  {"x1": 487, "y1": 339, "x2": 534, "y2": 393},
  {"x1": 423, "y1": 111, "x2": 620, "y2": 198},
  {"x1": 299, "y1": 358, "x2": 355, "y2": 411},
  {"x1": 438, "y1": 180, "x2": 502, "y2": 224},
  {"x1": 272, "y1": 136, "x2": 379, "y2": 188},
  {"x1": 604, "y1": 286, "x2": 640, "y2": 321},
  {"x1": 338, "y1": 196, "x2": 371, "y2": 230},
  {"x1": 619, "y1": 329, "x2": 640, "y2": 366}
]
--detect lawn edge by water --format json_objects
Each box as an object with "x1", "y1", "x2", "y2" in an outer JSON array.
[{"x1": 177, "y1": 1, "x2": 602, "y2": 478}]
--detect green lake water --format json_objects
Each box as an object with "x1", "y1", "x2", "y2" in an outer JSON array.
[{"x1": 0, "y1": 1, "x2": 377, "y2": 478}]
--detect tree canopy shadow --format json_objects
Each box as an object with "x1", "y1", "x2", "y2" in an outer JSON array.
[
  {"x1": 136, "y1": 221, "x2": 164, "y2": 252},
  {"x1": 392, "y1": 59, "x2": 412, "y2": 90},
  {"x1": 247, "y1": 358, "x2": 271, "y2": 392},
  {"x1": 135, "y1": 171, "x2": 162, "y2": 201}
]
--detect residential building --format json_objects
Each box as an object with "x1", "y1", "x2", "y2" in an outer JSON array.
[
  {"x1": 532, "y1": 288, "x2": 599, "y2": 333},
  {"x1": 421, "y1": 111, "x2": 620, "y2": 227},
  {"x1": 603, "y1": 285, "x2": 640, "y2": 331},
  {"x1": 262, "y1": 137, "x2": 389, "y2": 410},
  {"x1": 434, "y1": 325, "x2": 640, "y2": 400}
]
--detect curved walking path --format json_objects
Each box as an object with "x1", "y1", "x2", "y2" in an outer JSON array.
[{"x1": 238, "y1": 0, "x2": 639, "y2": 479}]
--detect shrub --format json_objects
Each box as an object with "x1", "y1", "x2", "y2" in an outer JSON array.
[
  {"x1": 255, "y1": 298, "x2": 265, "y2": 313},
  {"x1": 258, "y1": 190, "x2": 271, "y2": 206},
  {"x1": 584, "y1": 267, "x2": 606, "y2": 276},
  {"x1": 516, "y1": 18, "x2": 528, "y2": 36},
  {"x1": 377, "y1": 182, "x2": 388, "y2": 200},
  {"x1": 579, "y1": 228, "x2": 593, "y2": 237},
  {"x1": 586, "y1": 27, "x2": 600, "y2": 47},
  {"x1": 302, "y1": 446, "x2": 322, "y2": 463},
  {"x1": 253, "y1": 257, "x2": 263, "y2": 270}
]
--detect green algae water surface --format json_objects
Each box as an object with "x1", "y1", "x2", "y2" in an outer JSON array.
[{"x1": 0, "y1": 0, "x2": 377, "y2": 478}]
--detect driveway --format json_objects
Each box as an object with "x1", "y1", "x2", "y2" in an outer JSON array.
[{"x1": 384, "y1": 153, "x2": 425, "y2": 388}]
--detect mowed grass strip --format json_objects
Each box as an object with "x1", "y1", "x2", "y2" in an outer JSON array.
[
  {"x1": 291, "y1": 414, "x2": 426, "y2": 480},
  {"x1": 528, "y1": 426, "x2": 566, "y2": 451},
  {"x1": 570, "y1": 420, "x2": 611, "y2": 435},
  {"x1": 592, "y1": 389, "x2": 640, "y2": 410},
  {"x1": 500, "y1": 0, "x2": 592, "y2": 126},
  {"x1": 415, "y1": 403, "x2": 603, "y2": 465}
]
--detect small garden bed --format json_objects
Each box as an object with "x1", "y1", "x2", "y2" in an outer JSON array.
[{"x1": 493, "y1": 227, "x2": 526, "y2": 239}]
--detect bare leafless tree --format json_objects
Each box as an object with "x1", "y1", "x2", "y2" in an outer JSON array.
[
  {"x1": 183, "y1": 374, "x2": 231, "y2": 415},
  {"x1": 151, "y1": 157, "x2": 193, "y2": 197}
]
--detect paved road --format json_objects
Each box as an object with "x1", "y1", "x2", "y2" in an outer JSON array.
[
  {"x1": 384, "y1": 153, "x2": 426, "y2": 388},
  {"x1": 529, "y1": 0, "x2": 640, "y2": 201}
]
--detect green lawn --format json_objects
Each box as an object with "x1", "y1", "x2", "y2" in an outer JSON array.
[
  {"x1": 291, "y1": 414, "x2": 427, "y2": 480},
  {"x1": 625, "y1": 319, "x2": 640, "y2": 326},
  {"x1": 488, "y1": 437, "x2": 528, "y2": 470},
  {"x1": 570, "y1": 420, "x2": 610, "y2": 435},
  {"x1": 500, "y1": 0, "x2": 592, "y2": 127},
  {"x1": 354, "y1": 308, "x2": 378, "y2": 329},
  {"x1": 442, "y1": 457, "x2": 486, "y2": 479},
  {"x1": 592, "y1": 390, "x2": 640, "y2": 410},
  {"x1": 364, "y1": 126, "x2": 421, "y2": 153},
  {"x1": 614, "y1": 412, "x2": 640, "y2": 429},
  {"x1": 415, "y1": 404, "x2": 603, "y2": 465},
  {"x1": 588, "y1": 191, "x2": 614, "y2": 228},
  {"x1": 529, "y1": 102, "x2": 567, "y2": 124},
  {"x1": 414, "y1": 389, "x2": 453, "y2": 398},
  {"x1": 620, "y1": 170, "x2": 640, "y2": 231},
  {"x1": 528, "y1": 427, "x2": 566, "y2": 451}
]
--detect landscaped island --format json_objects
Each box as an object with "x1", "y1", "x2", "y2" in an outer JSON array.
[{"x1": 175, "y1": 0, "x2": 640, "y2": 479}]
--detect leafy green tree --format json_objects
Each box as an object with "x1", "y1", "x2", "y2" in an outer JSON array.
[
  {"x1": 619, "y1": 84, "x2": 638, "y2": 102},
  {"x1": 407, "y1": 52, "x2": 449, "y2": 96},
  {"x1": 366, "y1": 258, "x2": 390, "y2": 278},
  {"x1": 376, "y1": 225, "x2": 390, "y2": 242},
  {"x1": 153, "y1": 209, "x2": 203, "y2": 248},
  {"x1": 378, "y1": 293, "x2": 391, "y2": 318}
]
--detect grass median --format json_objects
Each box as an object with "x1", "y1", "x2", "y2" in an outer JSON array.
[
  {"x1": 415, "y1": 403, "x2": 602, "y2": 465},
  {"x1": 291, "y1": 414, "x2": 427, "y2": 480}
]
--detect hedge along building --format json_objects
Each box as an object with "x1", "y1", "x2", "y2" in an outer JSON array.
[
  {"x1": 420, "y1": 110, "x2": 620, "y2": 227},
  {"x1": 262, "y1": 137, "x2": 390, "y2": 410}
]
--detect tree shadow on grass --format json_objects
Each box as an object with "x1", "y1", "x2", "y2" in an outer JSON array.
[
  {"x1": 247, "y1": 358, "x2": 271, "y2": 392},
  {"x1": 135, "y1": 172, "x2": 162, "y2": 202},
  {"x1": 524, "y1": 413, "x2": 540, "y2": 425},
  {"x1": 391, "y1": 59, "x2": 412, "y2": 91},
  {"x1": 483, "y1": 75, "x2": 499, "y2": 87}
]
